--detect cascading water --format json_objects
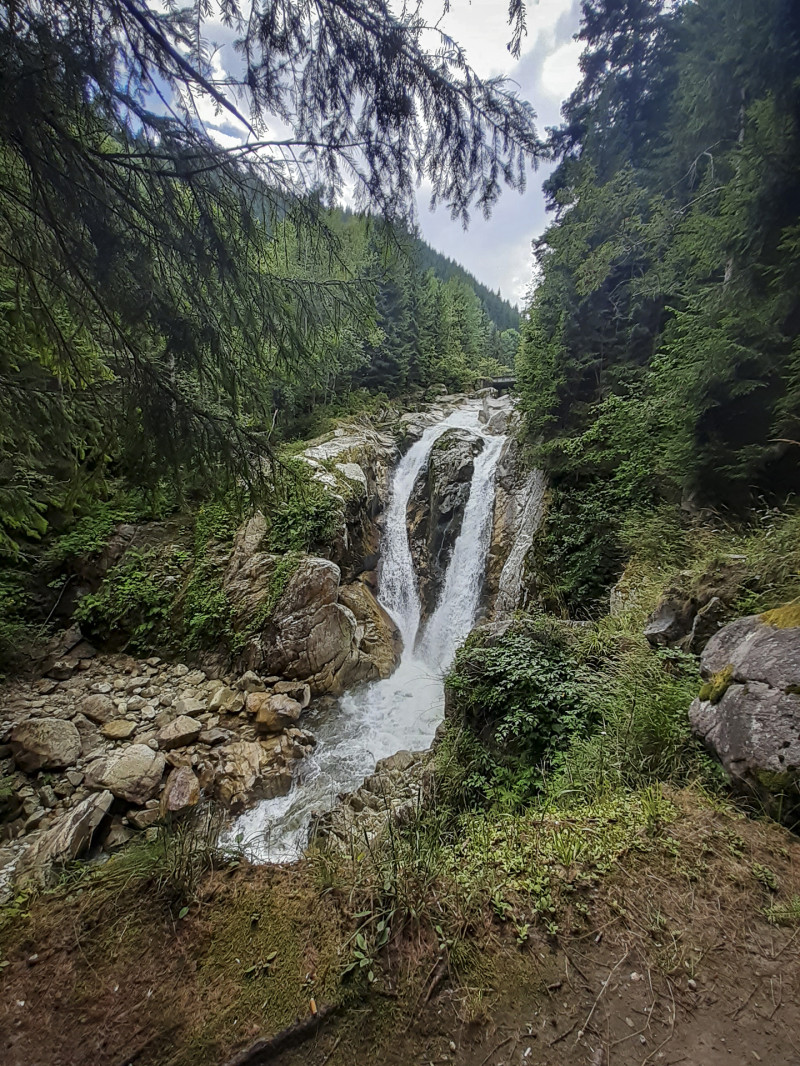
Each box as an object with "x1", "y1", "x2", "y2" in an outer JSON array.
[{"x1": 230, "y1": 402, "x2": 506, "y2": 861}]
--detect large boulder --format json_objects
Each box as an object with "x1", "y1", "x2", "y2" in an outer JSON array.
[
  {"x1": 407, "y1": 428, "x2": 484, "y2": 620},
  {"x1": 84, "y1": 744, "x2": 166, "y2": 805},
  {"x1": 256, "y1": 557, "x2": 361, "y2": 694},
  {"x1": 15, "y1": 791, "x2": 114, "y2": 886},
  {"x1": 211, "y1": 740, "x2": 292, "y2": 809},
  {"x1": 230, "y1": 553, "x2": 397, "y2": 696},
  {"x1": 247, "y1": 692, "x2": 302, "y2": 734},
  {"x1": 337, "y1": 581, "x2": 402, "y2": 680},
  {"x1": 160, "y1": 765, "x2": 201, "y2": 816},
  {"x1": 10, "y1": 718, "x2": 81, "y2": 772},
  {"x1": 689, "y1": 608, "x2": 800, "y2": 807}
]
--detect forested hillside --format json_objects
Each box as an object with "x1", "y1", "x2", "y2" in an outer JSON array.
[{"x1": 517, "y1": 0, "x2": 800, "y2": 610}]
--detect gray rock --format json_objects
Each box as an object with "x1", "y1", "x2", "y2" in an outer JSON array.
[
  {"x1": 644, "y1": 598, "x2": 695, "y2": 647},
  {"x1": 157, "y1": 715, "x2": 202, "y2": 750},
  {"x1": 236, "y1": 670, "x2": 266, "y2": 693},
  {"x1": 689, "y1": 612, "x2": 800, "y2": 805},
  {"x1": 173, "y1": 697, "x2": 207, "y2": 717},
  {"x1": 10, "y1": 718, "x2": 81, "y2": 772},
  {"x1": 15, "y1": 791, "x2": 113, "y2": 885},
  {"x1": 84, "y1": 744, "x2": 166, "y2": 805},
  {"x1": 685, "y1": 596, "x2": 728, "y2": 654}
]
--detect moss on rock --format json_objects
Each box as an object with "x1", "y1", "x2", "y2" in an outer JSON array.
[
  {"x1": 761, "y1": 599, "x2": 800, "y2": 630},
  {"x1": 699, "y1": 664, "x2": 734, "y2": 705}
]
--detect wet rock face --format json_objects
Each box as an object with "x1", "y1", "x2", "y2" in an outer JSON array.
[
  {"x1": 226, "y1": 538, "x2": 401, "y2": 696},
  {"x1": 309, "y1": 749, "x2": 433, "y2": 852},
  {"x1": 689, "y1": 612, "x2": 800, "y2": 810},
  {"x1": 406, "y1": 428, "x2": 484, "y2": 620}
]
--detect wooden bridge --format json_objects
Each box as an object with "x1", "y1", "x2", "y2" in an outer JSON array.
[{"x1": 478, "y1": 375, "x2": 517, "y2": 392}]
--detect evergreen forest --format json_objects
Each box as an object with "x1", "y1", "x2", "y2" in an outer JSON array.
[{"x1": 516, "y1": 0, "x2": 800, "y2": 610}]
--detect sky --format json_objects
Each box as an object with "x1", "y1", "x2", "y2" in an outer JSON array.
[
  {"x1": 192, "y1": 0, "x2": 584, "y2": 308},
  {"x1": 415, "y1": 0, "x2": 583, "y2": 305}
]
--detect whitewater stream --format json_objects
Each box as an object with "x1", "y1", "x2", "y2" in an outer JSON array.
[{"x1": 230, "y1": 402, "x2": 506, "y2": 862}]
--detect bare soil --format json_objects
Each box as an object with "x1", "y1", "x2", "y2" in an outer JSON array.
[{"x1": 2, "y1": 792, "x2": 800, "y2": 1066}]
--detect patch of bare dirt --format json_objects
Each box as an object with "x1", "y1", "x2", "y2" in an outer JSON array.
[{"x1": 2, "y1": 794, "x2": 800, "y2": 1066}]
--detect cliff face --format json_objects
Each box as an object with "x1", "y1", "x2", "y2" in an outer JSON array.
[{"x1": 406, "y1": 428, "x2": 484, "y2": 622}]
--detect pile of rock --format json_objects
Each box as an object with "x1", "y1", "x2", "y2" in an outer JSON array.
[
  {"x1": 0, "y1": 653, "x2": 316, "y2": 889},
  {"x1": 309, "y1": 749, "x2": 432, "y2": 852}
]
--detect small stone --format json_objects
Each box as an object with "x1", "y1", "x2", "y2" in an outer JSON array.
[
  {"x1": 198, "y1": 726, "x2": 229, "y2": 746},
  {"x1": 103, "y1": 821, "x2": 133, "y2": 850},
  {"x1": 66, "y1": 770, "x2": 84, "y2": 787},
  {"x1": 173, "y1": 697, "x2": 206, "y2": 717},
  {"x1": 183, "y1": 670, "x2": 206, "y2": 686},
  {"x1": 101, "y1": 720, "x2": 137, "y2": 740},
  {"x1": 687, "y1": 979, "x2": 697, "y2": 991},
  {"x1": 126, "y1": 696, "x2": 146, "y2": 712},
  {"x1": 47, "y1": 659, "x2": 76, "y2": 681},
  {"x1": 38, "y1": 785, "x2": 58, "y2": 809},
  {"x1": 157, "y1": 715, "x2": 202, "y2": 750},
  {"x1": 171, "y1": 665, "x2": 190, "y2": 679},
  {"x1": 127, "y1": 808, "x2": 160, "y2": 830},
  {"x1": 90, "y1": 683, "x2": 113, "y2": 695}
]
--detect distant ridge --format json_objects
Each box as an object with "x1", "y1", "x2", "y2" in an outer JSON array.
[{"x1": 410, "y1": 237, "x2": 521, "y2": 333}]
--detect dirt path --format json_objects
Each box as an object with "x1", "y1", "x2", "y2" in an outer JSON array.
[{"x1": 1, "y1": 794, "x2": 799, "y2": 1066}]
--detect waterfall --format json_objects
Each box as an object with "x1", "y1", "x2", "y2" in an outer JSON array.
[{"x1": 230, "y1": 402, "x2": 506, "y2": 862}]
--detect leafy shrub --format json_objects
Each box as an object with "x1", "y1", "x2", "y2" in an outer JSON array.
[
  {"x1": 74, "y1": 547, "x2": 176, "y2": 651},
  {"x1": 545, "y1": 642, "x2": 719, "y2": 802},
  {"x1": 265, "y1": 460, "x2": 342, "y2": 553},
  {"x1": 0, "y1": 568, "x2": 34, "y2": 672},
  {"x1": 445, "y1": 618, "x2": 589, "y2": 806}
]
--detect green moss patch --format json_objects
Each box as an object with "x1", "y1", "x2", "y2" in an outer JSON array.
[
  {"x1": 761, "y1": 599, "x2": 800, "y2": 629},
  {"x1": 699, "y1": 664, "x2": 734, "y2": 704}
]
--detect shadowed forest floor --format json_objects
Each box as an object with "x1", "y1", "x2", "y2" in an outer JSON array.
[{"x1": 2, "y1": 790, "x2": 800, "y2": 1066}]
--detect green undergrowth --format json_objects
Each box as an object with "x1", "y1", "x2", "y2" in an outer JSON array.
[
  {"x1": 537, "y1": 499, "x2": 800, "y2": 619},
  {"x1": 265, "y1": 457, "x2": 343, "y2": 553}
]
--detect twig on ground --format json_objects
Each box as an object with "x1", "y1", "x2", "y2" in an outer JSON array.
[{"x1": 572, "y1": 951, "x2": 629, "y2": 1046}]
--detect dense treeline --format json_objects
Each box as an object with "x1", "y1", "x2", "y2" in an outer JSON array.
[
  {"x1": 0, "y1": 0, "x2": 531, "y2": 559},
  {"x1": 272, "y1": 210, "x2": 521, "y2": 415},
  {"x1": 517, "y1": 0, "x2": 800, "y2": 610}
]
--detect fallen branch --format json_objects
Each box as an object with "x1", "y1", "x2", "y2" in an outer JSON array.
[{"x1": 221, "y1": 1004, "x2": 338, "y2": 1066}]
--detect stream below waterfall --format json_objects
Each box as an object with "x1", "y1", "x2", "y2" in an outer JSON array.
[{"x1": 230, "y1": 401, "x2": 507, "y2": 862}]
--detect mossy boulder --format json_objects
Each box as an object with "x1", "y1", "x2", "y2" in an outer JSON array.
[{"x1": 690, "y1": 609, "x2": 800, "y2": 813}]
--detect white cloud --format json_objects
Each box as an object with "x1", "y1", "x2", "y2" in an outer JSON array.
[{"x1": 541, "y1": 39, "x2": 583, "y2": 100}]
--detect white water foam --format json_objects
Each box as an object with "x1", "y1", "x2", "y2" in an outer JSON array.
[{"x1": 229, "y1": 402, "x2": 507, "y2": 862}]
